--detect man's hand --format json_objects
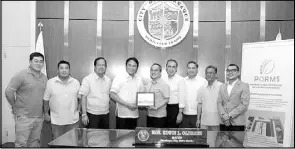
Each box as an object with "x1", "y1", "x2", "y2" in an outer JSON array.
[
  {"x1": 221, "y1": 133, "x2": 230, "y2": 141},
  {"x1": 224, "y1": 120, "x2": 231, "y2": 126},
  {"x1": 126, "y1": 103, "x2": 138, "y2": 111},
  {"x1": 221, "y1": 113, "x2": 230, "y2": 121},
  {"x1": 11, "y1": 106, "x2": 16, "y2": 115},
  {"x1": 176, "y1": 113, "x2": 183, "y2": 124},
  {"x1": 196, "y1": 120, "x2": 201, "y2": 128},
  {"x1": 138, "y1": 106, "x2": 147, "y2": 110},
  {"x1": 44, "y1": 113, "x2": 51, "y2": 122},
  {"x1": 82, "y1": 114, "x2": 89, "y2": 126}
]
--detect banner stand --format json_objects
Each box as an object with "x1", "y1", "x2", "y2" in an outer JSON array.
[{"x1": 241, "y1": 39, "x2": 294, "y2": 147}]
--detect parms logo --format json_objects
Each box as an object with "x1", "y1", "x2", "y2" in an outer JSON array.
[
  {"x1": 138, "y1": 130, "x2": 149, "y2": 141},
  {"x1": 137, "y1": 1, "x2": 190, "y2": 48},
  {"x1": 260, "y1": 60, "x2": 275, "y2": 74},
  {"x1": 254, "y1": 60, "x2": 280, "y2": 82}
]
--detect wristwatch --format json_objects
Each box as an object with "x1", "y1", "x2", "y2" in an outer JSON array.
[{"x1": 82, "y1": 113, "x2": 87, "y2": 117}]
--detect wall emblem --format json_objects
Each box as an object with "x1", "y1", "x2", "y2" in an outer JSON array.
[
  {"x1": 138, "y1": 130, "x2": 149, "y2": 141},
  {"x1": 137, "y1": 1, "x2": 190, "y2": 48}
]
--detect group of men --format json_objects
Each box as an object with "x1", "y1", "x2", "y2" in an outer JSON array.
[{"x1": 5, "y1": 52, "x2": 250, "y2": 147}]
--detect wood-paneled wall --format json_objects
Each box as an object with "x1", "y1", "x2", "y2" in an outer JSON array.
[{"x1": 36, "y1": 1, "x2": 294, "y2": 132}]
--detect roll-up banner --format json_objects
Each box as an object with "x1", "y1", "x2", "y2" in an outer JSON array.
[{"x1": 241, "y1": 39, "x2": 294, "y2": 147}]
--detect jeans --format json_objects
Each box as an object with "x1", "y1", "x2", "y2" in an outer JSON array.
[
  {"x1": 51, "y1": 121, "x2": 80, "y2": 140},
  {"x1": 14, "y1": 116, "x2": 43, "y2": 147}
]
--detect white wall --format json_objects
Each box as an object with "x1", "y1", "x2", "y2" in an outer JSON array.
[{"x1": 2, "y1": 1, "x2": 36, "y2": 144}]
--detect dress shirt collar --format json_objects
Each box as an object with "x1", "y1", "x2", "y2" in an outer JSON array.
[
  {"x1": 227, "y1": 79, "x2": 238, "y2": 86},
  {"x1": 93, "y1": 73, "x2": 105, "y2": 80},
  {"x1": 187, "y1": 75, "x2": 199, "y2": 81},
  {"x1": 206, "y1": 79, "x2": 218, "y2": 88},
  {"x1": 151, "y1": 78, "x2": 159, "y2": 84},
  {"x1": 27, "y1": 67, "x2": 43, "y2": 78},
  {"x1": 54, "y1": 76, "x2": 74, "y2": 84},
  {"x1": 167, "y1": 74, "x2": 176, "y2": 80},
  {"x1": 124, "y1": 71, "x2": 139, "y2": 80},
  {"x1": 151, "y1": 78, "x2": 164, "y2": 84}
]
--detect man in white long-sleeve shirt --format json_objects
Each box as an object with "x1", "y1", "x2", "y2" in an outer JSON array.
[
  {"x1": 110, "y1": 57, "x2": 145, "y2": 129},
  {"x1": 196, "y1": 65, "x2": 223, "y2": 131},
  {"x1": 162, "y1": 59, "x2": 185, "y2": 128},
  {"x1": 180, "y1": 61, "x2": 207, "y2": 128}
]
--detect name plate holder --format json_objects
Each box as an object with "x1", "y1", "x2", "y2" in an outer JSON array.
[{"x1": 133, "y1": 127, "x2": 209, "y2": 148}]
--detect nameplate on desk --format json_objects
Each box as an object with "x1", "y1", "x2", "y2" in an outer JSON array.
[{"x1": 135, "y1": 127, "x2": 207, "y2": 145}]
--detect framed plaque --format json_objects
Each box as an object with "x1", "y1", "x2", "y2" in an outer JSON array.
[{"x1": 136, "y1": 92, "x2": 155, "y2": 107}]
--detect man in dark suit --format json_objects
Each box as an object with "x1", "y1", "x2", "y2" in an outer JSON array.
[{"x1": 217, "y1": 64, "x2": 250, "y2": 131}]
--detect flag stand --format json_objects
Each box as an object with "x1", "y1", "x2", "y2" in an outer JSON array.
[
  {"x1": 38, "y1": 21, "x2": 43, "y2": 32},
  {"x1": 35, "y1": 21, "x2": 47, "y2": 76}
]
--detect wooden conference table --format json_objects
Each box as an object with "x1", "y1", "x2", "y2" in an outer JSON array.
[{"x1": 48, "y1": 128, "x2": 282, "y2": 147}]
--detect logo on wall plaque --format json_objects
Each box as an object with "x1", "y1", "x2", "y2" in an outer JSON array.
[
  {"x1": 138, "y1": 130, "x2": 149, "y2": 141},
  {"x1": 137, "y1": 1, "x2": 190, "y2": 48}
]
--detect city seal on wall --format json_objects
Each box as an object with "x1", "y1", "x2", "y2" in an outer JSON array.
[
  {"x1": 137, "y1": 1, "x2": 190, "y2": 48},
  {"x1": 137, "y1": 130, "x2": 149, "y2": 141}
]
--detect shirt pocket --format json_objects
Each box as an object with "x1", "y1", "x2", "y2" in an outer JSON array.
[
  {"x1": 170, "y1": 84, "x2": 178, "y2": 92},
  {"x1": 99, "y1": 81, "x2": 110, "y2": 94},
  {"x1": 100, "y1": 86, "x2": 109, "y2": 94},
  {"x1": 153, "y1": 88, "x2": 162, "y2": 96},
  {"x1": 39, "y1": 79, "x2": 47, "y2": 90}
]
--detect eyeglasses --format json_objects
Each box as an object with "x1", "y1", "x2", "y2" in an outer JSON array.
[
  {"x1": 151, "y1": 69, "x2": 160, "y2": 72},
  {"x1": 206, "y1": 72, "x2": 216, "y2": 75},
  {"x1": 226, "y1": 69, "x2": 238, "y2": 73}
]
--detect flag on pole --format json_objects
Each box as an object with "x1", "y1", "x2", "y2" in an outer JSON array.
[
  {"x1": 35, "y1": 30, "x2": 47, "y2": 76},
  {"x1": 276, "y1": 28, "x2": 282, "y2": 41}
]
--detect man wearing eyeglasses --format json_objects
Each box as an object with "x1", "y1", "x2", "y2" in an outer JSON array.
[
  {"x1": 196, "y1": 65, "x2": 223, "y2": 131},
  {"x1": 146, "y1": 63, "x2": 170, "y2": 128},
  {"x1": 217, "y1": 64, "x2": 250, "y2": 131}
]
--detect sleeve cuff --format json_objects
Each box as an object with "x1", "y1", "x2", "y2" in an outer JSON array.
[
  {"x1": 7, "y1": 86, "x2": 17, "y2": 91},
  {"x1": 179, "y1": 104, "x2": 185, "y2": 108},
  {"x1": 110, "y1": 89, "x2": 118, "y2": 94}
]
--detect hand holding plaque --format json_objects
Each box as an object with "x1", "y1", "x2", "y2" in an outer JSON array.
[{"x1": 136, "y1": 92, "x2": 155, "y2": 107}]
